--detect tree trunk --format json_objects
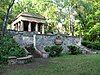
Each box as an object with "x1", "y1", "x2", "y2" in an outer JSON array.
[{"x1": 2, "y1": 0, "x2": 15, "y2": 35}]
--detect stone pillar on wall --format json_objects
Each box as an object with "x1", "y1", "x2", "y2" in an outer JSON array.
[
  {"x1": 42, "y1": 24, "x2": 44, "y2": 34},
  {"x1": 35, "y1": 23, "x2": 38, "y2": 33},
  {"x1": 20, "y1": 21, "x2": 23, "y2": 31},
  {"x1": 28, "y1": 22, "x2": 31, "y2": 32},
  {"x1": 33, "y1": 34, "x2": 36, "y2": 48}
]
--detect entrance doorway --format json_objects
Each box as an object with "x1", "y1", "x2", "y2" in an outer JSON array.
[{"x1": 23, "y1": 21, "x2": 29, "y2": 31}]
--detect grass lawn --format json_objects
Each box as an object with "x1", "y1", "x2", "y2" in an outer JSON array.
[{"x1": 1, "y1": 54, "x2": 100, "y2": 75}]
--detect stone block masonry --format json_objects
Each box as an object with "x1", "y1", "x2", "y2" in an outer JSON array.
[
  {"x1": 36, "y1": 34, "x2": 80, "y2": 52},
  {"x1": 13, "y1": 33, "x2": 80, "y2": 53}
]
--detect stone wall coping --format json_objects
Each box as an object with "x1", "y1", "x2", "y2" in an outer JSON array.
[
  {"x1": 17, "y1": 55, "x2": 33, "y2": 60},
  {"x1": 8, "y1": 55, "x2": 33, "y2": 60},
  {"x1": 35, "y1": 34, "x2": 79, "y2": 38},
  {"x1": 8, "y1": 56, "x2": 17, "y2": 59},
  {"x1": 8, "y1": 30, "x2": 79, "y2": 38},
  {"x1": 8, "y1": 55, "x2": 33, "y2": 65}
]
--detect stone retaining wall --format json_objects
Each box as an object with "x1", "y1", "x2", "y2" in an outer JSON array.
[
  {"x1": 36, "y1": 34, "x2": 80, "y2": 52},
  {"x1": 13, "y1": 34, "x2": 34, "y2": 46},
  {"x1": 13, "y1": 34, "x2": 80, "y2": 52}
]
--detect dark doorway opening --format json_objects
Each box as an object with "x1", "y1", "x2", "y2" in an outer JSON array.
[
  {"x1": 31, "y1": 22, "x2": 36, "y2": 32},
  {"x1": 38, "y1": 23, "x2": 42, "y2": 33},
  {"x1": 23, "y1": 21, "x2": 29, "y2": 31}
]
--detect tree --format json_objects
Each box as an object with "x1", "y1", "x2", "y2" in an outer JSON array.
[
  {"x1": 74, "y1": 0, "x2": 100, "y2": 34},
  {"x1": 1, "y1": 0, "x2": 99, "y2": 37},
  {"x1": 2, "y1": 0, "x2": 15, "y2": 35},
  {"x1": 12, "y1": 0, "x2": 58, "y2": 33},
  {"x1": 89, "y1": 23, "x2": 100, "y2": 41},
  {"x1": 0, "y1": 0, "x2": 10, "y2": 30}
]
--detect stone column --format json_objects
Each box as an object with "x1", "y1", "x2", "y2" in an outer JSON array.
[
  {"x1": 28, "y1": 22, "x2": 31, "y2": 32},
  {"x1": 42, "y1": 24, "x2": 44, "y2": 34},
  {"x1": 35, "y1": 23, "x2": 38, "y2": 32},
  {"x1": 11, "y1": 24, "x2": 14, "y2": 30},
  {"x1": 20, "y1": 21, "x2": 23, "y2": 31},
  {"x1": 14, "y1": 25, "x2": 16, "y2": 30},
  {"x1": 18, "y1": 22, "x2": 20, "y2": 31},
  {"x1": 14, "y1": 24, "x2": 16, "y2": 31}
]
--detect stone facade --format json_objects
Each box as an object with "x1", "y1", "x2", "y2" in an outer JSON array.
[
  {"x1": 36, "y1": 35, "x2": 80, "y2": 52},
  {"x1": 14, "y1": 33, "x2": 80, "y2": 52}
]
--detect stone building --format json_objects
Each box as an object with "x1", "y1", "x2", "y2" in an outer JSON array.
[{"x1": 11, "y1": 12, "x2": 46, "y2": 34}]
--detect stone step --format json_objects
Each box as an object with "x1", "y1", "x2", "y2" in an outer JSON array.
[{"x1": 24, "y1": 44, "x2": 49, "y2": 58}]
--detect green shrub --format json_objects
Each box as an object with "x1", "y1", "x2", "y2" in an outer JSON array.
[
  {"x1": 83, "y1": 33, "x2": 90, "y2": 41},
  {"x1": 44, "y1": 46, "x2": 51, "y2": 52},
  {"x1": 0, "y1": 35, "x2": 26, "y2": 63},
  {"x1": 81, "y1": 41, "x2": 90, "y2": 46},
  {"x1": 0, "y1": 55, "x2": 8, "y2": 64},
  {"x1": 81, "y1": 40, "x2": 100, "y2": 50},
  {"x1": 44, "y1": 45, "x2": 63, "y2": 57},
  {"x1": 67, "y1": 45, "x2": 81, "y2": 55},
  {"x1": 87, "y1": 43, "x2": 95, "y2": 49},
  {"x1": 89, "y1": 23, "x2": 100, "y2": 41}
]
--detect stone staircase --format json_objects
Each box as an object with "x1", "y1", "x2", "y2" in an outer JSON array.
[
  {"x1": 13, "y1": 34, "x2": 49, "y2": 58},
  {"x1": 24, "y1": 44, "x2": 49, "y2": 58},
  {"x1": 76, "y1": 44, "x2": 96, "y2": 54},
  {"x1": 35, "y1": 45, "x2": 49, "y2": 58}
]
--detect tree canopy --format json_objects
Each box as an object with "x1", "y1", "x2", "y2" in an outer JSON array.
[{"x1": 0, "y1": 0, "x2": 100, "y2": 38}]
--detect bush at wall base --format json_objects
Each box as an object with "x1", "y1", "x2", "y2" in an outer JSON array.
[
  {"x1": 44, "y1": 45, "x2": 63, "y2": 57},
  {"x1": 0, "y1": 35, "x2": 26, "y2": 63},
  {"x1": 81, "y1": 40, "x2": 100, "y2": 50},
  {"x1": 67, "y1": 45, "x2": 81, "y2": 55}
]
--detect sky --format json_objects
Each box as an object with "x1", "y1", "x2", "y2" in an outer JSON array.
[{"x1": 15, "y1": 0, "x2": 19, "y2": 3}]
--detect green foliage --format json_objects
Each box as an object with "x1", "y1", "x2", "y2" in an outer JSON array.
[
  {"x1": 0, "y1": 0, "x2": 15, "y2": 31},
  {"x1": 0, "y1": 55, "x2": 8, "y2": 64},
  {"x1": 44, "y1": 45, "x2": 63, "y2": 57},
  {"x1": 0, "y1": 0, "x2": 100, "y2": 36},
  {"x1": 81, "y1": 40, "x2": 100, "y2": 50},
  {"x1": 0, "y1": 35, "x2": 26, "y2": 62},
  {"x1": 67, "y1": 45, "x2": 81, "y2": 55},
  {"x1": 82, "y1": 23, "x2": 100, "y2": 50},
  {"x1": 44, "y1": 46, "x2": 51, "y2": 52},
  {"x1": 89, "y1": 23, "x2": 100, "y2": 41}
]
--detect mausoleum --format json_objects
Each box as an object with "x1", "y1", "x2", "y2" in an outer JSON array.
[{"x1": 11, "y1": 12, "x2": 46, "y2": 34}]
